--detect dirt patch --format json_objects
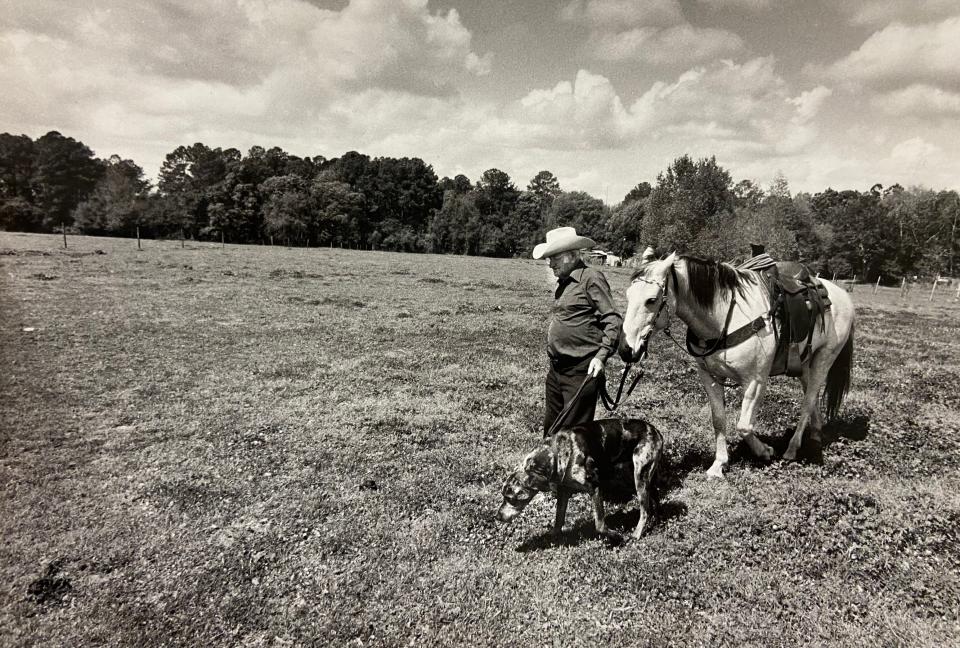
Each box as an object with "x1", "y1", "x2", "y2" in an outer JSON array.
[{"x1": 27, "y1": 560, "x2": 72, "y2": 607}]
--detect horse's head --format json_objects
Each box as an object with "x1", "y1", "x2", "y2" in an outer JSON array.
[{"x1": 619, "y1": 248, "x2": 677, "y2": 363}]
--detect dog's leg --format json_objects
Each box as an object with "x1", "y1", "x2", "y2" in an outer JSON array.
[
  {"x1": 553, "y1": 489, "x2": 570, "y2": 534},
  {"x1": 591, "y1": 488, "x2": 609, "y2": 535},
  {"x1": 632, "y1": 446, "x2": 659, "y2": 539}
]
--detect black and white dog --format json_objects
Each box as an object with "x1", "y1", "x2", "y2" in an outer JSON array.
[{"x1": 497, "y1": 419, "x2": 664, "y2": 540}]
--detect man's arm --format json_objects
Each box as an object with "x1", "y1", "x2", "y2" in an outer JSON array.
[{"x1": 584, "y1": 271, "x2": 624, "y2": 371}]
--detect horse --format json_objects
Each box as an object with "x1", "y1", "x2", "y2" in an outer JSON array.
[{"x1": 618, "y1": 248, "x2": 855, "y2": 478}]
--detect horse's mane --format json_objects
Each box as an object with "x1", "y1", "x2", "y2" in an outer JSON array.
[
  {"x1": 631, "y1": 254, "x2": 754, "y2": 309},
  {"x1": 683, "y1": 255, "x2": 753, "y2": 309}
]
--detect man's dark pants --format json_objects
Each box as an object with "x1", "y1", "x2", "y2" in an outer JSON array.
[{"x1": 543, "y1": 355, "x2": 605, "y2": 437}]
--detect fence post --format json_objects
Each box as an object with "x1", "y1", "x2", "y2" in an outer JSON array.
[
  {"x1": 137, "y1": 226, "x2": 141, "y2": 250},
  {"x1": 61, "y1": 222, "x2": 67, "y2": 249},
  {"x1": 874, "y1": 276, "x2": 881, "y2": 294},
  {"x1": 221, "y1": 231, "x2": 225, "y2": 249},
  {"x1": 955, "y1": 281, "x2": 960, "y2": 300},
  {"x1": 929, "y1": 274, "x2": 939, "y2": 302},
  {"x1": 900, "y1": 277, "x2": 907, "y2": 299},
  {"x1": 831, "y1": 272, "x2": 837, "y2": 281}
]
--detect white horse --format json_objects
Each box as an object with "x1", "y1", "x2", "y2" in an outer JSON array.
[{"x1": 618, "y1": 248, "x2": 855, "y2": 478}]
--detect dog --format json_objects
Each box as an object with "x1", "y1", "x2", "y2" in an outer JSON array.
[{"x1": 497, "y1": 418, "x2": 664, "y2": 540}]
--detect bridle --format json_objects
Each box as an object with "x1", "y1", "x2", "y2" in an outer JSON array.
[
  {"x1": 588, "y1": 270, "x2": 676, "y2": 415},
  {"x1": 629, "y1": 266, "x2": 676, "y2": 359},
  {"x1": 634, "y1": 264, "x2": 741, "y2": 360}
]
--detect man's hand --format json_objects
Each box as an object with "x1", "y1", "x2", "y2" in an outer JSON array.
[{"x1": 587, "y1": 357, "x2": 605, "y2": 378}]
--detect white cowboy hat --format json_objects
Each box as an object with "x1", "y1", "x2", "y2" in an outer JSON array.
[{"x1": 532, "y1": 227, "x2": 596, "y2": 260}]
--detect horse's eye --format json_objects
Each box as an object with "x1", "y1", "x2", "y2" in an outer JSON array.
[{"x1": 645, "y1": 297, "x2": 657, "y2": 305}]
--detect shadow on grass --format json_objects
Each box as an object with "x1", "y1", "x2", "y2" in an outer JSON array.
[
  {"x1": 659, "y1": 447, "x2": 713, "y2": 490},
  {"x1": 513, "y1": 520, "x2": 600, "y2": 552},
  {"x1": 513, "y1": 500, "x2": 688, "y2": 553},
  {"x1": 732, "y1": 410, "x2": 871, "y2": 466}
]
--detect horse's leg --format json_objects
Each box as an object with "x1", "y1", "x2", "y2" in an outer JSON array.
[
  {"x1": 737, "y1": 378, "x2": 775, "y2": 461},
  {"x1": 784, "y1": 350, "x2": 833, "y2": 461},
  {"x1": 800, "y1": 368, "x2": 824, "y2": 445},
  {"x1": 697, "y1": 366, "x2": 729, "y2": 479}
]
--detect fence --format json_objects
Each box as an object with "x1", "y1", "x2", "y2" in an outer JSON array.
[{"x1": 887, "y1": 274, "x2": 958, "y2": 304}]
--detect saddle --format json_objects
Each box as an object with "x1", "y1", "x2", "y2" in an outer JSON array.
[{"x1": 739, "y1": 255, "x2": 831, "y2": 377}]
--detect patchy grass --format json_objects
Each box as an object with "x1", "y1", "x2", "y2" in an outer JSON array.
[{"x1": 1, "y1": 232, "x2": 959, "y2": 647}]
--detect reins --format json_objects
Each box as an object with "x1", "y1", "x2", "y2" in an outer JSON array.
[
  {"x1": 600, "y1": 364, "x2": 644, "y2": 411},
  {"x1": 543, "y1": 361, "x2": 646, "y2": 438},
  {"x1": 649, "y1": 263, "x2": 755, "y2": 360}
]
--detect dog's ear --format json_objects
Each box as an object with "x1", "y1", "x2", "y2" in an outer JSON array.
[{"x1": 525, "y1": 448, "x2": 553, "y2": 479}]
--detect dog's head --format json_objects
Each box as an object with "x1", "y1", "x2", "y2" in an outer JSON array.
[{"x1": 496, "y1": 448, "x2": 554, "y2": 523}]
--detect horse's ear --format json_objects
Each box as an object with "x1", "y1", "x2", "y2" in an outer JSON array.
[
  {"x1": 641, "y1": 246, "x2": 656, "y2": 262},
  {"x1": 665, "y1": 251, "x2": 678, "y2": 266}
]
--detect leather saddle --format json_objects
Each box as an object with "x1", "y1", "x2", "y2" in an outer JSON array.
[{"x1": 739, "y1": 255, "x2": 831, "y2": 377}]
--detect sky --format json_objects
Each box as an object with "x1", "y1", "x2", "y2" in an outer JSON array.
[{"x1": 2, "y1": 0, "x2": 959, "y2": 203}]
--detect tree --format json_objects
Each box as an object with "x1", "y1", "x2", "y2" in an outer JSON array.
[
  {"x1": 643, "y1": 154, "x2": 734, "y2": 257},
  {"x1": 0, "y1": 134, "x2": 36, "y2": 204},
  {"x1": 623, "y1": 182, "x2": 652, "y2": 205},
  {"x1": 476, "y1": 168, "x2": 520, "y2": 219},
  {"x1": 732, "y1": 179, "x2": 764, "y2": 212},
  {"x1": 605, "y1": 199, "x2": 645, "y2": 257},
  {"x1": 768, "y1": 171, "x2": 791, "y2": 200},
  {"x1": 429, "y1": 190, "x2": 482, "y2": 255},
  {"x1": 73, "y1": 155, "x2": 151, "y2": 235},
  {"x1": 527, "y1": 170, "x2": 562, "y2": 203},
  {"x1": 157, "y1": 143, "x2": 237, "y2": 238},
  {"x1": 32, "y1": 131, "x2": 104, "y2": 230},
  {"x1": 548, "y1": 191, "x2": 608, "y2": 244},
  {"x1": 261, "y1": 174, "x2": 313, "y2": 244},
  {"x1": 439, "y1": 174, "x2": 472, "y2": 194},
  {"x1": 503, "y1": 191, "x2": 545, "y2": 257},
  {"x1": 811, "y1": 188, "x2": 895, "y2": 281},
  {"x1": 311, "y1": 179, "x2": 367, "y2": 246}
]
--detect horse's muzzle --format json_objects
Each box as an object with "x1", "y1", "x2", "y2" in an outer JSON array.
[{"x1": 618, "y1": 333, "x2": 646, "y2": 363}]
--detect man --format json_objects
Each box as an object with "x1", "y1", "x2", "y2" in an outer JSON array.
[{"x1": 533, "y1": 227, "x2": 623, "y2": 437}]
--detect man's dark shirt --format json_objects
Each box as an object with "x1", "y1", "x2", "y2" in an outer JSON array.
[{"x1": 547, "y1": 261, "x2": 623, "y2": 366}]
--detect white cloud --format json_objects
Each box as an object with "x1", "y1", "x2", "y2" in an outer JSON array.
[
  {"x1": 698, "y1": 0, "x2": 773, "y2": 9},
  {"x1": 588, "y1": 24, "x2": 744, "y2": 64},
  {"x1": 632, "y1": 58, "x2": 787, "y2": 129},
  {"x1": 563, "y1": 0, "x2": 745, "y2": 65},
  {"x1": 789, "y1": 86, "x2": 832, "y2": 123},
  {"x1": 890, "y1": 137, "x2": 940, "y2": 166},
  {"x1": 560, "y1": 0, "x2": 683, "y2": 28},
  {"x1": 820, "y1": 17, "x2": 960, "y2": 91},
  {"x1": 0, "y1": 0, "x2": 495, "y2": 175},
  {"x1": 837, "y1": 0, "x2": 958, "y2": 26},
  {"x1": 873, "y1": 84, "x2": 960, "y2": 116},
  {"x1": 481, "y1": 57, "x2": 822, "y2": 166},
  {"x1": 0, "y1": 0, "x2": 490, "y2": 104}
]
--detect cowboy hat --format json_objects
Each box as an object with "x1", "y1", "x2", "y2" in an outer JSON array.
[{"x1": 532, "y1": 227, "x2": 596, "y2": 260}]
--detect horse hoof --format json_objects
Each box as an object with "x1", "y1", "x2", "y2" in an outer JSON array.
[
  {"x1": 757, "y1": 446, "x2": 775, "y2": 462},
  {"x1": 706, "y1": 466, "x2": 726, "y2": 480},
  {"x1": 782, "y1": 448, "x2": 798, "y2": 462},
  {"x1": 601, "y1": 530, "x2": 626, "y2": 546}
]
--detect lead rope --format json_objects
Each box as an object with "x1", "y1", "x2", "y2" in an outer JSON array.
[
  {"x1": 545, "y1": 360, "x2": 647, "y2": 437},
  {"x1": 599, "y1": 363, "x2": 644, "y2": 411},
  {"x1": 544, "y1": 375, "x2": 594, "y2": 437}
]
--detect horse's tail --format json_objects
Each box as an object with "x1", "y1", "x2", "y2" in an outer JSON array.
[{"x1": 823, "y1": 321, "x2": 854, "y2": 420}]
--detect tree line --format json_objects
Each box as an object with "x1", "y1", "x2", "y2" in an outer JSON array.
[{"x1": 1, "y1": 130, "x2": 958, "y2": 281}]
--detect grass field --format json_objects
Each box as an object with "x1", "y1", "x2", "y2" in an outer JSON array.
[{"x1": 2, "y1": 232, "x2": 959, "y2": 647}]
